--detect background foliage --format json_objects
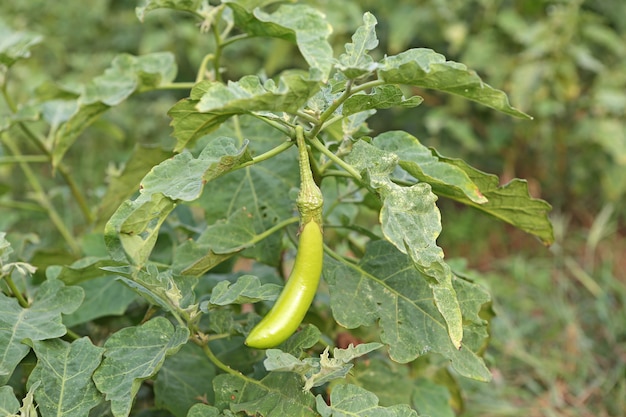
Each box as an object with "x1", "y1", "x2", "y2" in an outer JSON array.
[{"x1": 0, "y1": 0, "x2": 624, "y2": 416}]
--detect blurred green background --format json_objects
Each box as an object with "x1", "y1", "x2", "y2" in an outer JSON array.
[{"x1": 1, "y1": 0, "x2": 624, "y2": 415}]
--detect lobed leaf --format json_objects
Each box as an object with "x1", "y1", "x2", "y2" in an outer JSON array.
[
  {"x1": 323, "y1": 240, "x2": 492, "y2": 381},
  {"x1": 346, "y1": 140, "x2": 463, "y2": 349},
  {"x1": 337, "y1": 12, "x2": 379, "y2": 79},
  {"x1": 27, "y1": 338, "x2": 104, "y2": 417},
  {"x1": 0, "y1": 278, "x2": 83, "y2": 385},
  {"x1": 316, "y1": 384, "x2": 418, "y2": 417},
  {"x1": 225, "y1": 2, "x2": 333, "y2": 80},
  {"x1": 92, "y1": 317, "x2": 190, "y2": 417},
  {"x1": 378, "y1": 48, "x2": 531, "y2": 119},
  {"x1": 342, "y1": 85, "x2": 423, "y2": 117},
  {"x1": 0, "y1": 20, "x2": 43, "y2": 68},
  {"x1": 208, "y1": 275, "x2": 281, "y2": 306},
  {"x1": 214, "y1": 372, "x2": 317, "y2": 417}
]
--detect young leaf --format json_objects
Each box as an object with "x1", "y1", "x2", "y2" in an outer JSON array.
[
  {"x1": 347, "y1": 140, "x2": 463, "y2": 349},
  {"x1": 323, "y1": 240, "x2": 492, "y2": 381},
  {"x1": 186, "y1": 403, "x2": 224, "y2": 417},
  {"x1": 136, "y1": 0, "x2": 202, "y2": 22},
  {"x1": 378, "y1": 48, "x2": 531, "y2": 119},
  {"x1": 92, "y1": 317, "x2": 190, "y2": 417},
  {"x1": 337, "y1": 12, "x2": 379, "y2": 79},
  {"x1": 224, "y1": 3, "x2": 333, "y2": 80},
  {"x1": 27, "y1": 338, "x2": 104, "y2": 417},
  {"x1": 0, "y1": 278, "x2": 83, "y2": 385},
  {"x1": 0, "y1": 20, "x2": 43, "y2": 68},
  {"x1": 430, "y1": 149, "x2": 555, "y2": 245},
  {"x1": 214, "y1": 372, "x2": 317, "y2": 417},
  {"x1": 372, "y1": 130, "x2": 487, "y2": 204},
  {"x1": 342, "y1": 85, "x2": 423, "y2": 117},
  {"x1": 154, "y1": 343, "x2": 217, "y2": 417},
  {"x1": 316, "y1": 384, "x2": 418, "y2": 417}
]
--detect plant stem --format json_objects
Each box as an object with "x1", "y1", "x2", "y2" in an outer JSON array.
[
  {"x1": 3, "y1": 272, "x2": 29, "y2": 308},
  {"x1": 309, "y1": 79, "x2": 353, "y2": 139},
  {"x1": 308, "y1": 136, "x2": 362, "y2": 180},
  {"x1": 154, "y1": 82, "x2": 197, "y2": 90},
  {"x1": 0, "y1": 155, "x2": 49, "y2": 164},
  {"x1": 1, "y1": 134, "x2": 82, "y2": 255},
  {"x1": 235, "y1": 140, "x2": 294, "y2": 170},
  {"x1": 252, "y1": 217, "x2": 299, "y2": 243},
  {"x1": 196, "y1": 54, "x2": 214, "y2": 83}
]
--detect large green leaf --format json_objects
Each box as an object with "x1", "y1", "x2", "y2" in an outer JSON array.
[
  {"x1": 52, "y1": 52, "x2": 177, "y2": 167},
  {"x1": 224, "y1": 2, "x2": 333, "y2": 80},
  {"x1": 104, "y1": 136, "x2": 250, "y2": 266},
  {"x1": 170, "y1": 72, "x2": 318, "y2": 151},
  {"x1": 316, "y1": 384, "x2": 418, "y2": 417},
  {"x1": 378, "y1": 48, "x2": 531, "y2": 118},
  {"x1": 27, "y1": 338, "x2": 104, "y2": 417},
  {"x1": 0, "y1": 386, "x2": 19, "y2": 416},
  {"x1": 92, "y1": 317, "x2": 189, "y2": 417},
  {"x1": 323, "y1": 240, "x2": 491, "y2": 381},
  {"x1": 346, "y1": 140, "x2": 463, "y2": 349},
  {"x1": 0, "y1": 279, "x2": 83, "y2": 385},
  {"x1": 214, "y1": 372, "x2": 317, "y2": 417},
  {"x1": 154, "y1": 343, "x2": 217, "y2": 417}
]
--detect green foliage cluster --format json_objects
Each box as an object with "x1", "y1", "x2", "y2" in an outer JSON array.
[{"x1": 4, "y1": 0, "x2": 620, "y2": 416}]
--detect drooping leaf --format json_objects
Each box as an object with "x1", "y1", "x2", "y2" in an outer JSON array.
[
  {"x1": 0, "y1": 278, "x2": 83, "y2": 385},
  {"x1": 170, "y1": 72, "x2": 318, "y2": 151},
  {"x1": 104, "y1": 136, "x2": 250, "y2": 266},
  {"x1": 224, "y1": 2, "x2": 333, "y2": 80},
  {"x1": 136, "y1": 0, "x2": 202, "y2": 22},
  {"x1": 378, "y1": 48, "x2": 531, "y2": 119},
  {"x1": 208, "y1": 274, "x2": 281, "y2": 306},
  {"x1": 430, "y1": 149, "x2": 554, "y2": 245},
  {"x1": 214, "y1": 372, "x2": 317, "y2": 417},
  {"x1": 346, "y1": 140, "x2": 463, "y2": 349},
  {"x1": 52, "y1": 52, "x2": 177, "y2": 167},
  {"x1": 92, "y1": 317, "x2": 190, "y2": 417},
  {"x1": 342, "y1": 85, "x2": 423, "y2": 116},
  {"x1": 337, "y1": 12, "x2": 379, "y2": 79},
  {"x1": 316, "y1": 384, "x2": 418, "y2": 417},
  {"x1": 323, "y1": 240, "x2": 492, "y2": 381},
  {"x1": 154, "y1": 343, "x2": 217, "y2": 417},
  {"x1": 27, "y1": 338, "x2": 104, "y2": 417},
  {"x1": 0, "y1": 20, "x2": 43, "y2": 68},
  {"x1": 373, "y1": 130, "x2": 487, "y2": 204}
]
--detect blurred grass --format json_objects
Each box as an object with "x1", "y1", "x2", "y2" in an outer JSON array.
[{"x1": 441, "y1": 203, "x2": 626, "y2": 417}]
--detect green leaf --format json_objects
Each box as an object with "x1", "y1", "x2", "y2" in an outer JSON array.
[
  {"x1": 105, "y1": 136, "x2": 249, "y2": 266},
  {"x1": 316, "y1": 384, "x2": 418, "y2": 417},
  {"x1": 95, "y1": 144, "x2": 172, "y2": 228},
  {"x1": 16, "y1": 381, "x2": 39, "y2": 417},
  {"x1": 347, "y1": 358, "x2": 414, "y2": 407},
  {"x1": 0, "y1": 386, "x2": 20, "y2": 416},
  {"x1": 208, "y1": 275, "x2": 280, "y2": 306},
  {"x1": 372, "y1": 131, "x2": 487, "y2": 204},
  {"x1": 0, "y1": 20, "x2": 43, "y2": 68},
  {"x1": 342, "y1": 85, "x2": 423, "y2": 117},
  {"x1": 46, "y1": 256, "x2": 123, "y2": 285},
  {"x1": 214, "y1": 372, "x2": 317, "y2": 417},
  {"x1": 186, "y1": 403, "x2": 224, "y2": 417},
  {"x1": 225, "y1": 3, "x2": 333, "y2": 80},
  {"x1": 136, "y1": 0, "x2": 202, "y2": 22},
  {"x1": 171, "y1": 72, "x2": 318, "y2": 151},
  {"x1": 323, "y1": 241, "x2": 491, "y2": 381},
  {"x1": 378, "y1": 48, "x2": 531, "y2": 119},
  {"x1": 264, "y1": 343, "x2": 383, "y2": 391},
  {"x1": 154, "y1": 343, "x2": 217, "y2": 417},
  {"x1": 52, "y1": 52, "x2": 177, "y2": 167},
  {"x1": 0, "y1": 278, "x2": 83, "y2": 385},
  {"x1": 347, "y1": 140, "x2": 463, "y2": 349},
  {"x1": 27, "y1": 338, "x2": 104, "y2": 417},
  {"x1": 337, "y1": 12, "x2": 379, "y2": 79},
  {"x1": 430, "y1": 149, "x2": 554, "y2": 245},
  {"x1": 412, "y1": 378, "x2": 455, "y2": 417},
  {"x1": 92, "y1": 317, "x2": 190, "y2": 417},
  {"x1": 61, "y1": 276, "x2": 137, "y2": 327}
]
